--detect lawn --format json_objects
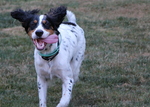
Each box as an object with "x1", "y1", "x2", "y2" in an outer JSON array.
[{"x1": 0, "y1": 0, "x2": 150, "y2": 107}]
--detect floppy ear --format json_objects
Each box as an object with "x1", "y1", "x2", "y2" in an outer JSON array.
[
  {"x1": 10, "y1": 9, "x2": 39, "y2": 28},
  {"x1": 46, "y1": 6, "x2": 67, "y2": 30}
]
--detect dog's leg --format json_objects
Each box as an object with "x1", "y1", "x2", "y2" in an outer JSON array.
[
  {"x1": 37, "y1": 76, "x2": 48, "y2": 107},
  {"x1": 57, "y1": 77, "x2": 74, "y2": 107}
]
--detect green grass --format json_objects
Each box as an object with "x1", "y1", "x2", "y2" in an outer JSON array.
[{"x1": 0, "y1": 0, "x2": 150, "y2": 107}]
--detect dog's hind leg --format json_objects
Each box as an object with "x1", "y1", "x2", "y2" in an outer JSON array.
[
  {"x1": 71, "y1": 50, "x2": 85, "y2": 82},
  {"x1": 37, "y1": 76, "x2": 49, "y2": 107},
  {"x1": 57, "y1": 77, "x2": 74, "y2": 107}
]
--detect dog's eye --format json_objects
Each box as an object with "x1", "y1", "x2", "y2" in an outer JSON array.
[
  {"x1": 31, "y1": 21, "x2": 37, "y2": 26},
  {"x1": 42, "y1": 20, "x2": 52, "y2": 29},
  {"x1": 29, "y1": 21, "x2": 37, "y2": 30},
  {"x1": 43, "y1": 21, "x2": 50, "y2": 26}
]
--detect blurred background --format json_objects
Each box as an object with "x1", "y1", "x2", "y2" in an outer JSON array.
[{"x1": 0, "y1": 0, "x2": 150, "y2": 106}]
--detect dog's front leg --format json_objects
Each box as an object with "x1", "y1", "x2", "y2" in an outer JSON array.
[
  {"x1": 57, "y1": 77, "x2": 74, "y2": 107},
  {"x1": 37, "y1": 76, "x2": 48, "y2": 107}
]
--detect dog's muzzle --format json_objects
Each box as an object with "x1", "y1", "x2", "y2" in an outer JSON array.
[{"x1": 33, "y1": 34, "x2": 58, "y2": 50}]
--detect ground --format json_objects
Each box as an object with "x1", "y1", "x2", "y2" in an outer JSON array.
[{"x1": 0, "y1": 0, "x2": 150, "y2": 107}]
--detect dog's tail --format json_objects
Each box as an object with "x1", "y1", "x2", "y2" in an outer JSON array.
[{"x1": 66, "y1": 10, "x2": 76, "y2": 23}]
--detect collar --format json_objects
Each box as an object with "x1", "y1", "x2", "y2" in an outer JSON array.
[{"x1": 38, "y1": 34, "x2": 61, "y2": 61}]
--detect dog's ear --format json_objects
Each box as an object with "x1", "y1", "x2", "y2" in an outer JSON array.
[
  {"x1": 11, "y1": 9, "x2": 39, "y2": 28},
  {"x1": 46, "y1": 6, "x2": 67, "y2": 30}
]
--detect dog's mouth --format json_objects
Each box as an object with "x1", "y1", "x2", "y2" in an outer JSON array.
[
  {"x1": 33, "y1": 39, "x2": 46, "y2": 50},
  {"x1": 33, "y1": 34, "x2": 59, "y2": 50}
]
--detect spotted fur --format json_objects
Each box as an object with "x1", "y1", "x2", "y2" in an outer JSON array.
[{"x1": 11, "y1": 6, "x2": 85, "y2": 107}]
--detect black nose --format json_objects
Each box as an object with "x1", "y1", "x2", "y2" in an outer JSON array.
[{"x1": 35, "y1": 30, "x2": 43, "y2": 37}]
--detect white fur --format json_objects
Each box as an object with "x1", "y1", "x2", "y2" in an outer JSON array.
[
  {"x1": 66, "y1": 10, "x2": 76, "y2": 23},
  {"x1": 34, "y1": 11, "x2": 86, "y2": 107}
]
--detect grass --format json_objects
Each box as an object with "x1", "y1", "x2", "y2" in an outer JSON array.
[{"x1": 0, "y1": 0, "x2": 150, "y2": 106}]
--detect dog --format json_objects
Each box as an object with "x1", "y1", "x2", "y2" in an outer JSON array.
[{"x1": 11, "y1": 6, "x2": 85, "y2": 107}]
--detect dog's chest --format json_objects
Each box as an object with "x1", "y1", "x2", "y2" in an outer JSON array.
[{"x1": 35, "y1": 58, "x2": 65, "y2": 79}]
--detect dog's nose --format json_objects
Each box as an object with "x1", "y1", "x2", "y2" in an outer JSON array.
[{"x1": 35, "y1": 30, "x2": 43, "y2": 37}]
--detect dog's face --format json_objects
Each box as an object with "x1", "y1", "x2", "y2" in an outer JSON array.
[
  {"x1": 11, "y1": 6, "x2": 66, "y2": 50},
  {"x1": 27, "y1": 15, "x2": 55, "y2": 50},
  {"x1": 27, "y1": 15, "x2": 54, "y2": 39}
]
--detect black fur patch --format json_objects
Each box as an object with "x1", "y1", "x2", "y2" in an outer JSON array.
[
  {"x1": 46, "y1": 6, "x2": 67, "y2": 30},
  {"x1": 11, "y1": 9, "x2": 40, "y2": 33},
  {"x1": 10, "y1": 6, "x2": 67, "y2": 34},
  {"x1": 62, "y1": 22, "x2": 76, "y2": 26}
]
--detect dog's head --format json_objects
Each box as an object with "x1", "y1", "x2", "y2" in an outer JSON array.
[{"x1": 11, "y1": 6, "x2": 66, "y2": 50}]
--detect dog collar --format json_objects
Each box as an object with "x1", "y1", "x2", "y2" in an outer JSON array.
[{"x1": 38, "y1": 34, "x2": 61, "y2": 61}]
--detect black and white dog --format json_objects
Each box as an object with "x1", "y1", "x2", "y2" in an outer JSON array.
[{"x1": 11, "y1": 6, "x2": 85, "y2": 107}]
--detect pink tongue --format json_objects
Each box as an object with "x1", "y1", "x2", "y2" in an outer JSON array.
[{"x1": 41, "y1": 34, "x2": 58, "y2": 44}]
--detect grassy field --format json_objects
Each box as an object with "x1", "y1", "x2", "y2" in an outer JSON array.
[{"x1": 0, "y1": 0, "x2": 150, "y2": 107}]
